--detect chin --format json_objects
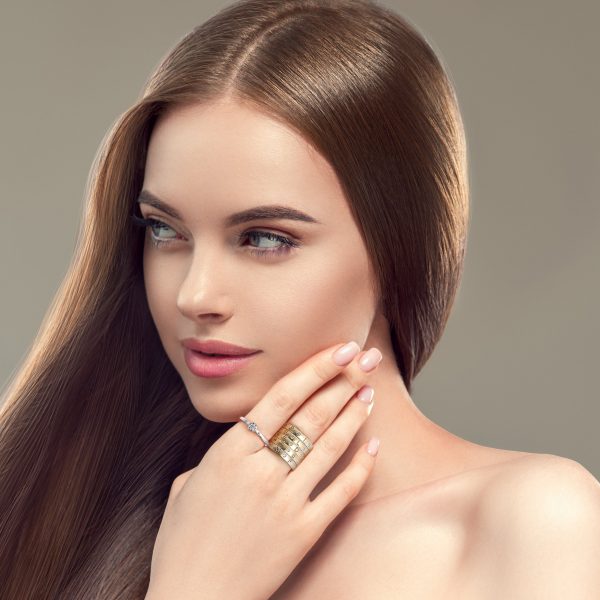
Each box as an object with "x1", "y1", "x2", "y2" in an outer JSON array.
[{"x1": 186, "y1": 392, "x2": 255, "y2": 424}]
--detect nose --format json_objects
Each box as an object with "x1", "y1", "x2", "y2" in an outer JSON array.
[{"x1": 176, "y1": 246, "x2": 234, "y2": 322}]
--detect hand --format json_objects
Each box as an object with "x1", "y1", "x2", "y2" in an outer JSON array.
[{"x1": 145, "y1": 341, "x2": 382, "y2": 600}]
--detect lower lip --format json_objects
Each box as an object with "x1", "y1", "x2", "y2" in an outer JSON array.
[{"x1": 183, "y1": 347, "x2": 260, "y2": 378}]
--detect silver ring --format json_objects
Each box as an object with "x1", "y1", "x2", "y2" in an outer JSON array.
[{"x1": 239, "y1": 416, "x2": 270, "y2": 447}]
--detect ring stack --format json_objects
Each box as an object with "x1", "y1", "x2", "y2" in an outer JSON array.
[{"x1": 268, "y1": 422, "x2": 313, "y2": 470}]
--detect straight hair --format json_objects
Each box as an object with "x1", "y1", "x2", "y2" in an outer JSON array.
[{"x1": 0, "y1": 1, "x2": 468, "y2": 597}]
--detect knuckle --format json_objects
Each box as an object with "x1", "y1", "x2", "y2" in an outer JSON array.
[
  {"x1": 270, "y1": 385, "x2": 296, "y2": 414},
  {"x1": 257, "y1": 455, "x2": 284, "y2": 491},
  {"x1": 172, "y1": 471, "x2": 189, "y2": 489},
  {"x1": 203, "y1": 438, "x2": 232, "y2": 470},
  {"x1": 344, "y1": 367, "x2": 365, "y2": 389},
  {"x1": 312, "y1": 358, "x2": 332, "y2": 382},
  {"x1": 340, "y1": 476, "x2": 360, "y2": 502},
  {"x1": 169, "y1": 470, "x2": 193, "y2": 500},
  {"x1": 319, "y1": 430, "x2": 344, "y2": 457},
  {"x1": 304, "y1": 401, "x2": 329, "y2": 429},
  {"x1": 270, "y1": 489, "x2": 297, "y2": 521},
  {"x1": 262, "y1": 470, "x2": 281, "y2": 494},
  {"x1": 166, "y1": 484, "x2": 178, "y2": 505},
  {"x1": 301, "y1": 505, "x2": 320, "y2": 531}
]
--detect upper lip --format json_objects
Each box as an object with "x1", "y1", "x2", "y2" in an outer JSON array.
[{"x1": 181, "y1": 338, "x2": 260, "y2": 356}]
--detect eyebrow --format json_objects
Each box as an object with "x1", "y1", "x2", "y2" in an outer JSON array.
[{"x1": 136, "y1": 189, "x2": 322, "y2": 227}]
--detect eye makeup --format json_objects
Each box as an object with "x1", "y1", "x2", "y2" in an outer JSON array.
[{"x1": 130, "y1": 213, "x2": 301, "y2": 259}]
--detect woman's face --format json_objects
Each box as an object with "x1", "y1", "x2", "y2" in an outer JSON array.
[{"x1": 140, "y1": 99, "x2": 379, "y2": 422}]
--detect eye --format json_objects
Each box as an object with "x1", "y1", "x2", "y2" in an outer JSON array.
[
  {"x1": 238, "y1": 230, "x2": 300, "y2": 258},
  {"x1": 130, "y1": 214, "x2": 181, "y2": 248},
  {"x1": 130, "y1": 213, "x2": 301, "y2": 258}
]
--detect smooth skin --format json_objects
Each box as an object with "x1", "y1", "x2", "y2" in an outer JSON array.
[
  {"x1": 140, "y1": 99, "x2": 600, "y2": 598},
  {"x1": 146, "y1": 341, "x2": 381, "y2": 599}
]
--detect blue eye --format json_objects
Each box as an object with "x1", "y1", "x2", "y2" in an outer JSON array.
[
  {"x1": 131, "y1": 215, "x2": 179, "y2": 247},
  {"x1": 241, "y1": 230, "x2": 298, "y2": 257},
  {"x1": 130, "y1": 213, "x2": 300, "y2": 258}
]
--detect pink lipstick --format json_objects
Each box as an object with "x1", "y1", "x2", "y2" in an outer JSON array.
[{"x1": 181, "y1": 338, "x2": 261, "y2": 378}]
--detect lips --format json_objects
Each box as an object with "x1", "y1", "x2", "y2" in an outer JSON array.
[
  {"x1": 183, "y1": 347, "x2": 260, "y2": 378},
  {"x1": 181, "y1": 337, "x2": 260, "y2": 356}
]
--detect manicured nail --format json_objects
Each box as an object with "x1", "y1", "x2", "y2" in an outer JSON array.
[
  {"x1": 358, "y1": 348, "x2": 383, "y2": 372},
  {"x1": 357, "y1": 385, "x2": 374, "y2": 404},
  {"x1": 366, "y1": 437, "x2": 380, "y2": 456},
  {"x1": 332, "y1": 341, "x2": 360, "y2": 366}
]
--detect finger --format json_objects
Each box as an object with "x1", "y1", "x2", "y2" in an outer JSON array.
[
  {"x1": 286, "y1": 384, "x2": 375, "y2": 505},
  {"x1": 303, "y1": 431, "x2": 379, "y2": 532},
  {"x1": 273, "y1": 349, "x2": 381, "y2": 463},
  {"x1": 235, "y1": 341, "x2": 367, "y2": 452}
]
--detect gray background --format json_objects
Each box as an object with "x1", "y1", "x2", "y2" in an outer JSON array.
[{"x1": 1, "y1": 1, "x2": 598, "y2": 479}]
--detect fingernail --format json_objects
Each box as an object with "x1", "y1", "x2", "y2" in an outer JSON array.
[
  {"x1": 358, "y1": 348, "x2": 383, "y2": 372},
  {"x1": 357, "y1": 385, "x2": 374, "y2": 404},
  {"x1": 366, "y1": 437, "x2": 380, "y2": 456},
  {"x1": 332, "y1": 341, "x2": 360, "y2": 366}
]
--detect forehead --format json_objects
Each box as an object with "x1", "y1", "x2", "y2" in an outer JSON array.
[{"x1": 142, "y1": 100, "x2": 350, "y2": 225}]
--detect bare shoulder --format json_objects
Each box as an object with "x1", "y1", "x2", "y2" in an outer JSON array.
[
  {"x1": 486, "y1": 452, "x2": 600, "y2": 497},
  {"x1": 481, "y1": 452, "x2": 600, "y2": 524},
  {"x1": 457, "y1": 453, "x2": 600, "y2": 598}
]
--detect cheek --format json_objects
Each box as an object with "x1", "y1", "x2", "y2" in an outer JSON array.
[
  {"x1": 143, "y1": 250, "x2": 178, "y2": 345},
  {"x1": 267, "y1": 249, "x2": 377, "y2": 359}
]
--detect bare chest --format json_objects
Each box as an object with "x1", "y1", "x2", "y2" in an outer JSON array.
[
  {"x1": 270, "y1": 494, "x2": 469, "y2": 599},
  {"x1": 269, "y1": 450, "x2": 532, "y2": 599}
]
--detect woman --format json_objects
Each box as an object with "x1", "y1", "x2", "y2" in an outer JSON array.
[{"x1": 1, "y1": 0, "x2": 598, "y2": 598}]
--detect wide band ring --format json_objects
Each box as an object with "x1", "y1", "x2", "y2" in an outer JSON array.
[
  {"x1": 269, "y1": 422, "x2": 313, "y2": 470},
  {"x1": 239, "y1": 416, "x2": 313, "y2": 471}
]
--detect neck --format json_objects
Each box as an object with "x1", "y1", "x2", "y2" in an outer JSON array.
[{"x1": 310, "y1": 313, "x2": 476, "y2": 509}]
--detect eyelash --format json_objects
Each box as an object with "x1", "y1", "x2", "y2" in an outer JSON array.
[{"x1": 130, "y1": 214, "x2": 300, "y2": 258}]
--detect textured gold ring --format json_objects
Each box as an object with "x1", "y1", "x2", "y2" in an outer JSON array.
[
  {"x1": 268, "y1": 422, "x2": 313, "y2": 470},
  {"x1": 239, "y1": 417, "x2": 313, "y2": 471}
]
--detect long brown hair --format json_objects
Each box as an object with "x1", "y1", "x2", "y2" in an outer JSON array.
[{"x1": 0, "y1": 1, "x2": 468, "y2": 597}]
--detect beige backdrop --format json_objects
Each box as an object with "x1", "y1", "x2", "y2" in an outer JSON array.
[{"x1": 1, "y1": 1, "x2": 598, "y2": 479}]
